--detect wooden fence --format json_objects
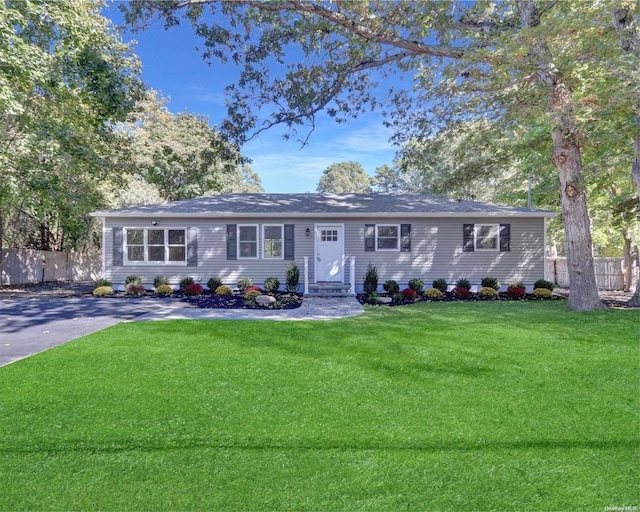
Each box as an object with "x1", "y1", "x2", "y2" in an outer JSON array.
[
  {"x1": 546, "y1": 257, "x2": 639, "y2": 291},
  {"x1": 0, "y1": 249, "x2": 101, "y2": 286}
]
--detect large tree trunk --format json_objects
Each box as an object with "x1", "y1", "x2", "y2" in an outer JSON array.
[
  {"x1": 549, "y1": 85, "x2": 606, "y2": 311},
  {"x1": 612, "y1": 7, "x2": 640, "y2": 306},
  {"x1": 628, "y1": 136, "x2": 640, "y2": 306}
]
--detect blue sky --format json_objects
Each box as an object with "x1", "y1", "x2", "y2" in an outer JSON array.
[{"x1": 104, "y1": 3, "x2": 399, "y2": 193}]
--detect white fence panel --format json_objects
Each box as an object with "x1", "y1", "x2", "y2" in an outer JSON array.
[
  {"x1": 546, "y1": 257, "x2": 638, "y2": 290},
  {"x1": 0, "y1": 249, "x2": 101, "y2": 285}
]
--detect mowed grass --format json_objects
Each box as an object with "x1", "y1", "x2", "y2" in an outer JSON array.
[{"x1": 1, "y1": 301, "x2": 638, "y2": 511}]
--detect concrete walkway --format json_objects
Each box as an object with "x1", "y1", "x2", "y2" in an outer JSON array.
[{"x1": 134, "y1": 296, "x2": 364, "y2": 322}]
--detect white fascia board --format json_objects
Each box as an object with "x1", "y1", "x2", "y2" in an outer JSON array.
[{"x1": 91, "y1": 211, "x2": 558, "y2": 219}]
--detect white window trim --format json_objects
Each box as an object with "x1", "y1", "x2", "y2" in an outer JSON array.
[
  {"x1": 123, "y1": 227, "x2": 187, "y2": 265},
  {"x1": 376, "y1": 224, "x2": 400, "y2": 251},
  {"x1": 262, "y1": 224, "x2": 284, "y2": 259},
  {"x1": 237, "y1": 224, "x2": 259, "y2": 259},
  {"x1": 474, "y1": 224, "x2": 499, "y2": 251}
]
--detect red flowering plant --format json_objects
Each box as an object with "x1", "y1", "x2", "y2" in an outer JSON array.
[
  {"x1": 507, "y1": 285, "x2": 526, "y2": 299},
  {"x1": 401, "y1": 288, "x2": 418, "y2": 300},
  {"x1": 125, "y1": 284, "x2": 145, "y2": 297},
  {"x1": 453, "y1": 286, "x2": 471, "y2": 299},
  {"x1": 184, "y1": 283, "x2": 204, "y2": 296}
]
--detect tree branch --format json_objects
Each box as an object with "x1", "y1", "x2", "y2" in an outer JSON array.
[{"x1": 175, "y1": 0, "x2": 465, "y2": 59}]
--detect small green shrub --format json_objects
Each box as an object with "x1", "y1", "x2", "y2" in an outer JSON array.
[
  {"x1": 533, "y1": 288, "x2": 553, "y2": 299},
  {"x1": 207, "y1": 276, "x2": 224, "y2": 291},
  {"x1": 154, "y1": 285, "x2": 174, "y2": 297},
  {"x1": 534, "y1": 279, "x2": 555, "y2": 291},
  {"x1": 481, "y1": 277, "x2": 500, "y2": 290},
  {"x1": 432, "y1": 279, "x2": 448, "y2": 293},
  {"x1": 424, "y1": 288, "x2": 444, "y2": 299},
  {"x1": 264, "y1": 277, "x2": 280, "y2": 294},
  {"x1": 125, "y1": 275, "x2": 142, "y2": 286},
  {"x1": 363, "y1": 264, "x2": 378, "y2": 295},
  {"x1": 456, "y1": 278, "x2": 471, "y2": 290},
  {"x1": 125, "y1": 284, "x2": 145, "y2": 296},
  {"x1": 509, "y1": 281, "x2": 524, "y2": 289},
  {"x1": 179, "y1": 276, "x2": 195, "y2": 290},
  {"x1": 237, "y1": 277, "x2": 253, "y2": 292},
  {"x1": 392, "y1": 293, "x2": 404, "y2": 302},
  {"x1": 383, "y1": 279, "x2": 400, "y2": 294},
  {"x1": 184, "y1": 283, "x2": 204, "y2": 296},
  {"x1": 408, "y1": 278, "x2": 424, "y2": 294},
  {"x1": 93, "y1": 285, "x2": 114, "y2": 297},
  {"x1": 479, "y1": 287, "x2": 499, "y2": 299},
  {"x1": 244, "y1": 290, "x2": 262, "y2": 304},
  {"x1": 286, "y1": 262, "x2": 300, "y2": 293},
  {"x1": 93, "y1": 278, "x2": 112, "y2": 290},
  {"x1": 153, "y1": 275, "x2": 169, "y2": 288},
  {"x1": 215, "y1": 285, "x2": 233, "y2": 296}
]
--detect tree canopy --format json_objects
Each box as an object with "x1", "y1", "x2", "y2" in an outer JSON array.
[
  {"x1": 1, "y1": 0, "x2": 143, "y2": 252},
  {"x1": 316, "y1": 161, "x2": 371, "y2": 193},
  {"x1": 119, "y1": 91, "x2": 260, "y2": 202},
  {"x1": 123, "y1": 0, "x2": 639, "y2": 311}
]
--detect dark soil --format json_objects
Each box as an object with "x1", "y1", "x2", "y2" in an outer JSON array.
[{"x1": 1, "y1": 281, "x2": 636, "y2": 309}]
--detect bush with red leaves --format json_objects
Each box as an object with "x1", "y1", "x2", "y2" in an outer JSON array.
[
  {"x1": 184, "y1": 283, "x2": 204, "y2": 296},
  {"x1": 125, "y1": 284, "x2": 145, "y2": 296},
  {"x1": 453, "y1": 286, "x2": 471, "y2": 299},
  {"x1": 401, "y1": 288, "x2": 418, "y2": 299},
  {"x1": 244, "y1": 285, "x2": 263, "y2": 294},
  {"x1": 507, "y1": 285, "x2": 526, "y2": 299}
]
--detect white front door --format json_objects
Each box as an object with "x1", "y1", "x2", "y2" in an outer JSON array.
[{"x1": 315, "y1": 224, "x2": 344, "y2": 282}]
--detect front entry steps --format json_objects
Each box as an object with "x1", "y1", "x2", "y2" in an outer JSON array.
[{"x1": 307, "y1": 282, "x2": 353, "y2": 297}]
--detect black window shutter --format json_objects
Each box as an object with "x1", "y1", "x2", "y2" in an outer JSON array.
[
  {"x1": 364, "y1": 224, "x2": 375, "y2": 252},
  {"x1": 499, "y1": 224, "x2": 511, "y2": 252},
  {"x1": 463, "y1": 224, "x2": 475, "y2": 252},
  {"x1": 400, "y1": 224, "x2": 411, "y2": 252},
  {"x1": 113, "y1": 227, "x2": 123, "y2": 266},
  {"x1": 187, "y1": 227, "x2": 198, "y2": 266},
  {"x1": 226, "y1": 224, "x2": 237, "y2": 260},
  {"x1": 284, "y1": 224, "x2": 295, "y2": 260}
]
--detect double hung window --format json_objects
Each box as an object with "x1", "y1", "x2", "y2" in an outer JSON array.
[
  {"x1": 238, "y1": 225, "x2": 258, "y2": 258},
  {"x1": 475, "y1": 224, "x2": 499, "y2": 251},
  {"x1": 263, "y1": 225, "x2": 283, "y2": 258},
  {"x1": 376, "y1": 224, "x2": 400, "y2": 251},
  {"x1": 125, "y1": 228, "x2": 186, "y2": 263}
]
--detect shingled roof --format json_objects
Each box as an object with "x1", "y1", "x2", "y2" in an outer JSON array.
[{"x1": 91, "y1": 193, "x2": 556, "y2": 218}]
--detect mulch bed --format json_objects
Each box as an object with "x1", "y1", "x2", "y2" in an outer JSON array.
[
  {"x1": 1, "y1": 282, "x2": 637, "y2": 309},
  {"x1": 356, "y1": 292, "x2": 565, "y2": 307}
]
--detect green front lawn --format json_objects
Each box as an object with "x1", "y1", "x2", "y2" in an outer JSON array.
[{"x1": 1, "y1": 301, "x2": 638, "y2": 511}]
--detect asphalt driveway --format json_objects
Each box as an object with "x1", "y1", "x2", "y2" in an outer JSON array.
[{"x1": 0, "y1": 298, "x2": 160, "y2": 366}]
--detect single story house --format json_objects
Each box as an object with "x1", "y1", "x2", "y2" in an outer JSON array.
[{"x1": 90, "y1": 193, "x2": 557, "y2": 293}]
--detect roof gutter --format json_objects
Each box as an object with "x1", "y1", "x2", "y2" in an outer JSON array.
[{"x1": 90, "y1": 211, "x2": 558, "y2": 219}]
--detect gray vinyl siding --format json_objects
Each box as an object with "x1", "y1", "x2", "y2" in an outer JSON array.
[
  {"x1": 102, "y1": 216, "x2": 546, "y2": 289},
  {"x1": 345, "y1": 217, "x2": 545, "y2": 290},
  {"x1": 103, "y1": 217, "x2": 314, "y2": 288}
]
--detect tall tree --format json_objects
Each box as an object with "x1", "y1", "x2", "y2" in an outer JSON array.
[
  {"x1": 121, "y1": 91, "x2": 255, "y2": 201},
  {"x1": 316, "y1": 162, "x2": 371, "y2": 193},
  {"x1": 123, "y1": 0, "x2": 637, "y2": 310},
  {"x1": 612, "y1": 5, "x2": 640, "y2": 305},
  {"x1": 0, "y1": 0, "x2": 143, "y2": 253}
]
